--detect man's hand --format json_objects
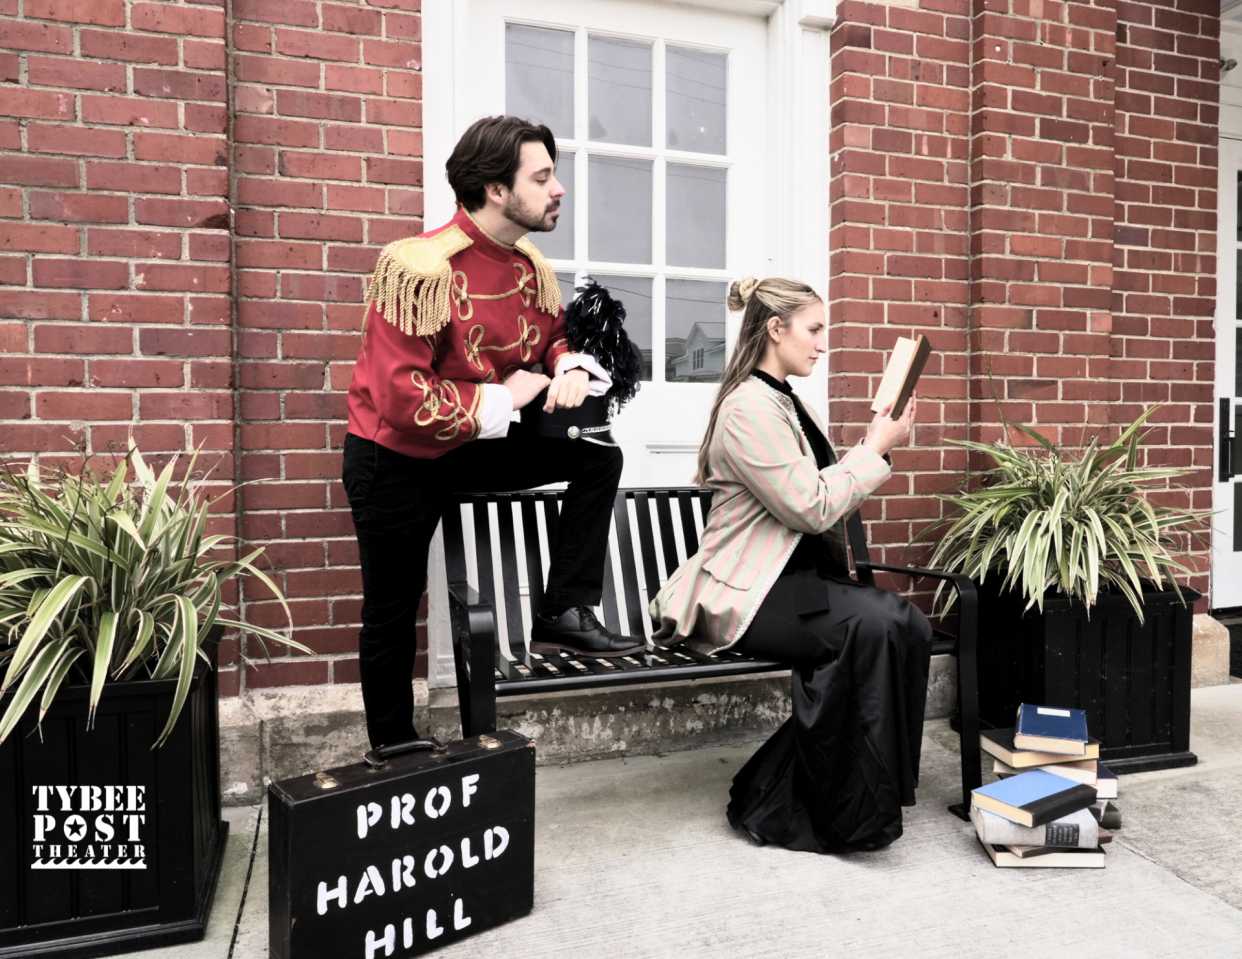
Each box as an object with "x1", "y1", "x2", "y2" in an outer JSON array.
[
  {"x1": 502, "y1": 369, "x2": 552, "y2": 410},
  {"x1": 863, "y1": 395, "x2": 916, "y2": 458},
  {"x1": 543, "y1": 368, "x2": 590, "y2": 413}
]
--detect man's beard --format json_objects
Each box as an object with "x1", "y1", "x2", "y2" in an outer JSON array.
[{"x1": 503, "y1": 192, "x2": 558, "y2": 233}]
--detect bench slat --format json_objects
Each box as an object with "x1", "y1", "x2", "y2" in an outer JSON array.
[
  {"x1": 442, "y1": 501, "x2": 467, "y2": 585},
  {"x1": 519, "y1": 495, "x2": 546, "y2": 621},
  {"x1": 496, "y1": 498, "x2": 527, "y2": 661},
  {"x1": 677, "y1": 490, "x2": 699, "y2": 557},
  {"x1": 633, "y1": 492, "x2": 663, "y2": 605},
  {"x1": 612, "y1": 493, "x2": 647, "y2": 639},
  {"x1": 654, "y1": 493, "x2": 681, "y2": 578}
]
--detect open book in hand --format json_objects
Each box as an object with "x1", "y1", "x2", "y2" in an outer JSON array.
[{"x1": 871, "y1": 335, "x2": 932, "y2": 419}]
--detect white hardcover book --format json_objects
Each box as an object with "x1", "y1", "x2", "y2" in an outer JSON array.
[{"x1": 970, "y1": 804, "x2": 1099, "y2": 849}]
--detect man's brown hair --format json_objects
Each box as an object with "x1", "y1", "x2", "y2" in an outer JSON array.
[{"x1": 445, "y1": 115, "x2": 558, "y2": 212}]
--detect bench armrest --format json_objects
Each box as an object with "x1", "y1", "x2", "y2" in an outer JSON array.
[{"x1": 447, "y1": 581, "x2": 498, "y2": 736}]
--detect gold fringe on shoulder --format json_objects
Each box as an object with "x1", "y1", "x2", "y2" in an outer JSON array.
[
  {"x1": 514, "y1": 236, "x2": 563, "y2": 316},
  {"x1": 367, "y1": 225, "x2": 474, "y2": 337}
]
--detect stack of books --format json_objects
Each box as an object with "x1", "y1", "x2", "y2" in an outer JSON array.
[{"x1": 970, "y1": 704, "x2": 1120, "y2": 868}]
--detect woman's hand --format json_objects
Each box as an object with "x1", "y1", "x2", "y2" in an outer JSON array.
[{"x1": 863, "y1": 395, "x2": 916, "y2": 458}]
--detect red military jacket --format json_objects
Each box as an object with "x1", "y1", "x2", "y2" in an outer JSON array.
[{"x1": 347, "y1": 207, "x2": 574, "y2": 459}]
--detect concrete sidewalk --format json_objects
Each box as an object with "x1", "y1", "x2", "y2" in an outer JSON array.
[{"x1": 130, "y1": 683, "x2": 1242, "y2": 959}]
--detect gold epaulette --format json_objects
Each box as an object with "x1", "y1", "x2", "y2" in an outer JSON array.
[
  {"x1": 514, "y1": 236, "x2": 563, "y2": 316},
  {"x1": 367, "y1": 225, "x2": 474, "y2": 337}
]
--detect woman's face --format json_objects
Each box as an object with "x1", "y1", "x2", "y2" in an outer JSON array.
[{"x1": 766, "y1": 301, "x2": 826, "y2": 379}]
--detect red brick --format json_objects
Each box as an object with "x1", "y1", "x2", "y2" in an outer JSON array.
[
  {"x1": 5, "y1": 89, "x2": 75, "y2": 121},
  {"x1": 81, "y1": 95, "x2": 181, "y2": 128},
  {"x1": 386, "y1": 72, "x2": 422, "y2": 100},
  {"x1": 235, "y1": 240, "x2": 323, "y2": 270},
  {"x1": 33, "y1": 258, "x2": 129, "y2": 289},
  {"x1": 86, "y1": 161, "x2": 182, "y2": 194},
  {"x1": 140, "y1": 328, "x2": 232, "y2": 356},
  {"x1": 277, "y1": 90, "x2": 363, "y2": 122},
  {"x1": 0, "y1": 19, "x2": 73, "y2": 53},
  {"x1": 185, "y1": 39, "x2": 226, "y2": 71},
  {"x1": 279, "y1": 213, "x2": 363, "y2": 242},
  {"x1": 384, "y1": 12, "x2": 421, "y2": 41},
  {"x1": 326, "y1": 64, "x2": 384, "y2": 95},
  {"x1": 236, "y1": 298, "x2": 322, "y2": 328},
  {"x1": 233, "y1": 0, "x2": 319, "y2": 27},
  {"x1": 233, "y1": 53, "x2": 320, "y2": 88},
  {"x1": 234, "y1": 115, "x2": 320, "y2": 148},
  {"x1": 134, "y1": 131, "x2": 228, "y2": 166},
  {"x1": 244, "y1": 660, "x2": 328, "y2": 688},
  {"x1": 1, "y1": 423, "x2": 86, "y2": 450},
  {"x1": 0, "y1": 392, "x2": 31, "y2": 419},
  {"x1": 135, "y1": 263, "x2": 231, "y2": 293},
  {"x1": 323, "y1": 3, "x2": 382, "y2": 35},
  {"x1": 131, "y1": 2, "x2": 224, "y2": 38},
  {"x1": 0, "y1": 222, "x2": 80, "y2": 254},
  {"x1": 34, "y1": 323, "x2": 132, "y2": 354},
  {"x1": 86, "y1": 228, "x2": 179, "y2": 259},
  {"x1": 37, "y1": 391, "x2": 132, "y2": 419},
  {"x1": 26, "y1": 0, "x2": 125, "y2": 26},
  {"x1": 237, "y1": 177, "x2": 322, "y2": 208},
  {"x1": 364, "y1": 97, "x2": 421, "y2": 127},
  {"x1": 276, "y1": 27, "x2": 359, "y2": 61},
  {"x1": 280, "y1": 151, "x2": 362, "y2": 181},
  {"x1": 132, "y1": 68, "x2": 226, "y2": 103},
  {"x1": 325, "y1": 124, "x2": 383, "y2": 152},
  {"x1": 28, "y1": 123, "x2": 126, "y2": 158},
  {"x1": 233, "y1": 23, "x2": 272, "y2": 52},
  {"x1": 0, "y1": 323, "x2": 28, "y2": 351},
  {"x1": 27, "y1": 56, "x2": 126, "y2": 92},
  {"x1": 365, "y1": 157, "x2": 421, "y2": 185},
  {"x1": 0, "y1": 52, "x2": 17, "y2": 83},
  {"x1": 136, "y1": 198, "x2": 231, "y2": 229},
  {"x1": 186, "y1": 104, "x2": 228, "y2": 134},
  {"x1": 0, "y1": 291, "x2": 82, "y2": 320},
  {"x1": 363, "y1": 38, "x2": 421, "y2": 70},
  {"x1": 138, "y1": 390, "x2": 232, "y2": 419},
  {"x1": 89, "y1": 293, "x2": 184, "y2": 323},
  {"x1": 79, "y1": 29, "x2": 178, "y2": 64},
  {"x1": 0, "y1": 256, "x2": 25, "y2": 284},
  {"x1": 0, "y1": 356, "x2": 84, "y2": 385},
  {"x1": 326, "y1": 184, "x2": 385, "y2": 212}
]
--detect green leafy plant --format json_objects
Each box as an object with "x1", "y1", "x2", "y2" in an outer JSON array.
[
  {"x1": 0, "y1": 446, "x2": 308, "y2": 746},
  {"x1": 922, "y1": 407, "x2": 1207, "y2": 621}
]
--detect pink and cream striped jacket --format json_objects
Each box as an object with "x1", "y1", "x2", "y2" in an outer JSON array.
[{"x1": 649, "y1": 375, "x2": 891, "y2": 653}]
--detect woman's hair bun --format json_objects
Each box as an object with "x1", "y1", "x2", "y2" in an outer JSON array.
[{"x1": 728, "y1": 275, "x2": 760, "y2": 312}]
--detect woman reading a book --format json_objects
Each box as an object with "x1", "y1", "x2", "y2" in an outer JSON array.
[{"x1": 650, "y1": 276, "x2": 931, "y2": 853}]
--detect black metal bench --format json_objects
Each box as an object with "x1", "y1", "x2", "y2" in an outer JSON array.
[{"x1": 443, "y1": 487, "x2": 981, "y2": 818}]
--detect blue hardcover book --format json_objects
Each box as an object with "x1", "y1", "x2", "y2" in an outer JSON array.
[
  {"x1": 1013, "y1": 703, "x2": 1089, "y2": 755},
  {"x1": 971, "y1": 768, "x2": 1097, "y2": 827}
]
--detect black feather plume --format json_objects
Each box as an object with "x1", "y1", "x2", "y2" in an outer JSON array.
[{"x1": 564, "y1": 279, "x2": 642, "y2": 408}]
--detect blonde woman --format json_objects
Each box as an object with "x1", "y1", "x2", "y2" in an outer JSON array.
[{"x1": 650, "y1": 277, "x2": 931, "y2": 853}]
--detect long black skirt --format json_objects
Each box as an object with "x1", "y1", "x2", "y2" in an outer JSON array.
[{"x1": 728, "y1": 570, "x2": 933, "y2": 854}]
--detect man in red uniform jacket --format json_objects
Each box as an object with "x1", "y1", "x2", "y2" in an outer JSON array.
[{"x1": 344, "y1": 116, "x2": 641, "y2": 748}]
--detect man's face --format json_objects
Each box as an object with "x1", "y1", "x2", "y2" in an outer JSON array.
[{"x1": 497, "y1": 141, "x2": 565, "y2": 234}]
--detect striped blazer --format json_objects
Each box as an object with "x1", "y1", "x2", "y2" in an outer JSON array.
[{"x1": 649, "y1": 376, "x2": 891, "y2": 653}]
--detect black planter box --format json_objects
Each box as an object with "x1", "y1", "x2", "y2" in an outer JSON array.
[
  {"x1": 0, "y1": 659, "x2": 226, "y2": 958},
  {"x1": 975, "y1": 581, "x2": 1199, "y2": 773}
]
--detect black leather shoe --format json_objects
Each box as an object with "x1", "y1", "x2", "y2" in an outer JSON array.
[{"x1": 530, "y1": 606, "x2": 646, "y2": 658}]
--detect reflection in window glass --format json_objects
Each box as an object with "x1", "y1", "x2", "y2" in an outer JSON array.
[
  {"x1": 538, "y1": 153, "x2": 574, "y2": 260},
  {"x1": 666, "y1": 280, "x2": 727, "y2": 383},
  {"x1": 589, "y1": 156, "x2": 652, "y2": 264},
  {"x1": 592, "y1": 274, "x2": 653, "y2": 381},
  {"x1": 1237, "y1": 250, "x2": 1242, "y2": 321},
  {"x1": 667, "y1": 164, "x2": 726, "y2": 268},
  {"x1": 1235, "y1": 326, "x2": 1242, "y2": 398},
  {"x1": 506, "y1": 24, "x2": 574, "y2": 138},
  {"x1": 588, "y1": 36, "x2": 652, "y2": 147},
  {"x1": 666, "y1": 46, "x2": 726, "y2": 155}
]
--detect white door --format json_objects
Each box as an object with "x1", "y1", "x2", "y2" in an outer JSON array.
[
  {"x1": 433, "y1": 0, "x2": 771, "y2": 486},
  {"x1": 1214, "y1": 134, "x2": 1242, "y2": 610}
]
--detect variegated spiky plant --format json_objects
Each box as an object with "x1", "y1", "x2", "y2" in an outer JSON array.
[
  {"x1": 923, "y1": 407, "x2": 1207, "y2": 622},
  {"x1": 0, "y1": 445, "x2": 308, "y2": 746}
]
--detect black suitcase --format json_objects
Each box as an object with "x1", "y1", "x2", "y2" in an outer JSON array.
[{"x1": 268, "y1": 731, "x2": 535, "y2": 959}]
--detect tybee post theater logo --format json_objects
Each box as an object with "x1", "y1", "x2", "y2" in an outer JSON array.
[{"x1": 30, "y1": 785, "x2": 148, "y2": 869}]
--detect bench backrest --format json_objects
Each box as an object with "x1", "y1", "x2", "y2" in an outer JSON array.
[{"x1": 442, "y1": 488, "x2": 875, "y2": 660}]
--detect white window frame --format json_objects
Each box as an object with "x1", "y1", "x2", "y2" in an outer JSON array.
[{"x1": 422, "y1": 0, "x2": 836, "y2": 686}]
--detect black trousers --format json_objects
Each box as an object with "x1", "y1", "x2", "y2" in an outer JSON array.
[
  {"x1": 730, "y1": 569, "x2": 933, "y2": 852},
  {"x1": 342, "y1": 429, "x2": 624, "y2": 747}
]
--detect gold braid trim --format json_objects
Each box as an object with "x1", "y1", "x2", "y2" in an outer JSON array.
[
  {"x1": 366, "y1": 226, "x2": 474, "y2": 337},
  {"x1": 514, "y1": 236, "x2": 562, "y2": 316}
]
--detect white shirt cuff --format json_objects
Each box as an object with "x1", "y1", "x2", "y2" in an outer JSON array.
[
  {"x1": 478, "y1": 383, "x2": 513, "y2": 439},
  {"x1": 555, "y1": 353, "x2": 612, "y2": 397}
]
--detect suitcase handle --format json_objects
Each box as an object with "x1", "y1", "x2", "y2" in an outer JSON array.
[{"x1": 362, "y1": 737, "x2": 447, "y2": 770}]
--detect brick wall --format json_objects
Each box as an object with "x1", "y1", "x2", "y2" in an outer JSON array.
[
  {"x1": 228, "y1": 0, "x2": 423, "y2": 695},
  {"x1": 829, "y1": 0, "x2": 1217, "y2": 607}
]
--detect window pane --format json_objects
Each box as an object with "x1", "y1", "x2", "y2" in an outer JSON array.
[
  {"x1": 593, "y1": 274, "x2": 653, "y2": 382},
  {"x1": 589, "y1": 155, "x2": 652, "y2": 264},
  {"x1": 556, "y1": 271, "x2": 577, "y2": 308},
  {"x1": 588, "y1": 36, "x2": 652, "y2": 147},
  {"x1": 506, "y1": 24, "x2": 574, "y2": 138},
  {"x1": 666, "y1": 280, "x2": 726, "y2": 383},
  {"x1": 666, "y1": 163, "x2": 726, "y2": 268},
  {"x1": 539, "y1": 152, "x2": 574, "y2": 260},
  {"x1": 1237, "y1": 250, "x2": 1242, "y2": 321},
  {"x1": 666, "y1": 46, "x2": 726, "y2": 154}
]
